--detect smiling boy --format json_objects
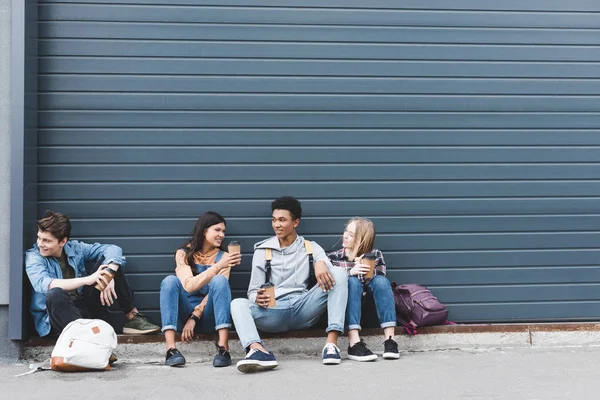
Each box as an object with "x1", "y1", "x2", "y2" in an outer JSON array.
[
  {"x1": 230, "y1": 196, "x2": 348, "y2": 373},
  {"x1": 25, "y1": 211, "x2": 159, "y2": 337}
]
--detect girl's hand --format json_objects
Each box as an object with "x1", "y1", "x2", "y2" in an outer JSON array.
[
  {"x1": 349, "y1": 255, "x2": 370, "y2": 276},
  {"x1": 181, "y1": 318, "x2": 196, "y2": 343},
  {"x1": 214, "y1": 253, "x2": 229, "y2": 271},
  {"x1": 216, "y1": 252, "x2": 242, "y2": 271},
  {"x1": 227, "y1": 251, "x2": 242, "y2": 268}
]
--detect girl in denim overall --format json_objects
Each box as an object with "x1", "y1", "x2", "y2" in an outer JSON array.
[{"x1": 159, "y1": 211, "x2": 241, "y2": 367}]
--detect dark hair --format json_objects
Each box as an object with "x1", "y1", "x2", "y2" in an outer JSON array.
[
  {"x1": 182, "y1": 211, "x2": 227, "y2": 271},
  {"x1": 37, "y1": 210, "x2": 71, "y2": 241},
  {"x1": 271, "y1": 196, "x2": 302, "y2": 220}
]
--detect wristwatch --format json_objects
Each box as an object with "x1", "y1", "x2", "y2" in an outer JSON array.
[{"x1": 189, "y1": 314, "x2": 201, "y2": 324}]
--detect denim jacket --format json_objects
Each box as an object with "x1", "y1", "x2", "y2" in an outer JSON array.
[{"x1": 25, "y1": 240, "x2": 126, "y2": 337}]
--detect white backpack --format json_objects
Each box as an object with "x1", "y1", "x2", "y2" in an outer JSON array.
[{"x1": 51, "y1": 319, "x2": 117, "y2": 372}]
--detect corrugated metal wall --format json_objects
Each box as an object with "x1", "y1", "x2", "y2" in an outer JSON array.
[{"x1": 37, "y1": 0, "x2": 600, "y2": 324}]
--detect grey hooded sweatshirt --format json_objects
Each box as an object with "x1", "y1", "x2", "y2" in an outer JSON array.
[{"x1": 247, "y1": 235, "x2": 333, "y2": 303}]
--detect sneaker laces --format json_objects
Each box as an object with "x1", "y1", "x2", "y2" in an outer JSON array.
[
  {"x1": 132, "y1": 311, "x2": 149, "y2": 321},
  {"x1": 352, "y1": 339, "x2": 368, "y2": 351},
  {"x1": 324, "y1": 343, "x2": 339, "y2": 355},
  {"x1": 166, "y1": 348, "x2": 180, "y2": 357},
  {"x1": 246, "y1": 348, "x2": 260, "y2": 358}
]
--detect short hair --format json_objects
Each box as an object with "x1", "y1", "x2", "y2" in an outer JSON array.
[
  {"x1": 37, "y1": 210, "x2": 71, "y2": 241},
  {"x1": 271, "y1": 196, "x2": 302, "y2": 220}
]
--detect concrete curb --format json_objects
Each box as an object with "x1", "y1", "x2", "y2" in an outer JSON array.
[{"x1": 22, "y1": 323, "x2": 600, "y2": 364}]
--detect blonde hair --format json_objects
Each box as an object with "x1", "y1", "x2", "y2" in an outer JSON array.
[{"x1": 345, "y1": 217, "x2": 376, "y2": 260}]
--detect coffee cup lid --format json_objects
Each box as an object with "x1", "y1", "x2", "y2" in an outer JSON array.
[
  {"x1": 362, "y1": 253, "x2": 376, "y2": 260},
  {"x1": 229, "y1": 241, "x2": 240, "y2": 246},
  {"x1": 260, "y1": 282, "x2": 274, "y2": 289}
]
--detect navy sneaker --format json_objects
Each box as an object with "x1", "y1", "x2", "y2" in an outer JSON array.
[
  {"x1": 322, "y1": 343, "x2": 341, "y2": 365},
  {"x1": 236, "y1": 348, "x2": 278, "y2": 373},
  {"x1": 165, "y1": 348, "x2": 186, "y2": 367},
  {"x1": 213, "y1": 345, "x2": 232, "y2": 368}
]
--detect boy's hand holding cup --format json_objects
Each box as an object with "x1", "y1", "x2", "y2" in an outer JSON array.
[{"x1": 257, "y1": 283, "x2": 276, "y2": 308}]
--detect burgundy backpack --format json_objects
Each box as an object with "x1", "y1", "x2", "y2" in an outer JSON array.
[{"x1": 392, "y1": 282, "x2": 450, "y2": 335}]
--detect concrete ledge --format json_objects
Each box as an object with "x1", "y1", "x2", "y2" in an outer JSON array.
[{"x1": 22, "y1": 323, "x2": 600, "y2": 364}]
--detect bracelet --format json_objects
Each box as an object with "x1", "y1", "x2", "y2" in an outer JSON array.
[{"x1": 189, "y1": 314, "x2": 201, "y2": 324}]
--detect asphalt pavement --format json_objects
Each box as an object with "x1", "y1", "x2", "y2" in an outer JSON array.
[{"x1": 1, "y1": 346, "x2": 597, "y2": 400}]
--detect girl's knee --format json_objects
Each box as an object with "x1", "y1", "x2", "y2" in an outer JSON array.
[
  {"x1": 370, "y1": 275, "x2": 391, "y2": 290},
  {"x1": 348, "y1": 275, "x2": 363, "y2": 289},
  {"x1": 210, "y1": 274, "x2": 229, "y2": 289},
  {"x1": 160, "y1": 275, "x2": 180, "y2": 290}
]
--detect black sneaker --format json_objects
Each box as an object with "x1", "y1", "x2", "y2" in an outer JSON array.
[
  {"x1": 347, "y1": 339, "x2": 377, "y2": 362},
  {"x1": 213, "y1": 345, "x2": 232, "y2": 368},
  {"x1": 383, "y1": 336, "x2": 400, "y2": 360},
  {"x1": 165, "y1": 348, "x2": 186, "y2": 367}
]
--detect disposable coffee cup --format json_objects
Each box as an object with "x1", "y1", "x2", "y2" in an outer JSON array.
[
  {"x1": 362, "y1": 253, "x2": 377, "y2": 279},
  {"x1": 259, "y1": 283, "x2": 276, "y2": 308},
  {"x1": 228, "y1": 241, "x2": 241, "y2": 265},
  {"x1": 94, "y1": 268, "x2": 116, "y2": 291}
]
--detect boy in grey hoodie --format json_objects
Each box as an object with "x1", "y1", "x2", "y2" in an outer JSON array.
[{"x1": 231, "y1": 197, "x2": 348, "y2": 373}]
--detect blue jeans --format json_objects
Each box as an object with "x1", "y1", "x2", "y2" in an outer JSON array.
[
  {"x1": 230, "y1": 267, "x2": 348, "y2": 350},
  {"x1": 347, "y1": 275, "x2": 397, "y2": 331},
  {"x1": 160, "y1": 274, "x2": 232, "y2": 333}
]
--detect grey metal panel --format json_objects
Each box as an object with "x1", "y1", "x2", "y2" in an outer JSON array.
[
  {"x1": 37, "y1": 40, "x2": 600, "y2": 61},
  {"x1": 39, "y1": 23, "x2": 600, "y2": 46},
  {"x1": 395, "y1": 267, "x2": 600, "y2": 286},
  {"x1": 38, "y1": 165, "x2": 600, "y2": 182},
  {"x1": 40, "y1": 0, "x2": 598, "y2": 28},
  {"x1": 36, "y1": 182, "x2": 600, "y2": 200},
  {"x1": 37, "y1": 93, "x2": 600, "y2": 112},
  {"x1": 36, "y1": 130, "x2": 600, "y2": 146},
  {"x1": 36, "y1": 198, "x2": 600, "y2": 218},
  {"x1": 37, "y1": 111, "x2": 600, "y2": 129},
  {"x1": 38, "y1": 59, "x2": 600, "y2": 78},
  {"x1": 36, "y1": 147, "x2": 600, "y2": 164},
  {"x1": 38, "y1": 76, "x2": 600, "y2": 95},
  {"x1": 36, "y1": 0, "x2": 600, "y2": 12},
  {"x1": 37, "y1": 0, "x2": 600, "y2": 323}
]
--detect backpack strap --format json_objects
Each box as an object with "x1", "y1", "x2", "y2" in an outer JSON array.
[
  {"x1": 304, "y1": 239, "x2": 314, "y2": 268},
  {"x1": 265, "y1": 248, "x2": 273, "y2": 283},
  {"x1": 304, "y1": 240, "x2": 316, "y2": 287},
  {"x1": 262, "y1": 241, "x2": 316, "y2": 286}
]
